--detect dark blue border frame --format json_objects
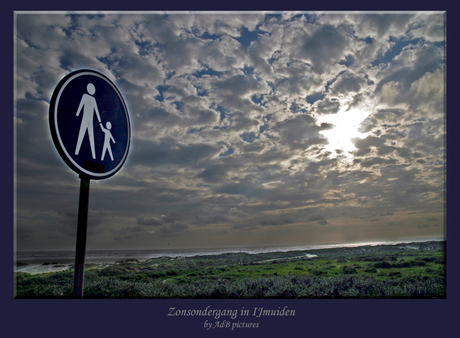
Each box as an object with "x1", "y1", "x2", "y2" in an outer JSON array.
[{"x1": 4, "y1": 3, "x2": 457, "y2": 338}]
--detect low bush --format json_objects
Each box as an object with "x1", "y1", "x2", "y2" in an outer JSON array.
[
  {"x1": 15, "y1": 274, "x2": 445, "y2": 299},
  {"x1": 15, "y1": 241, "x2": 446, "y2": 299}
]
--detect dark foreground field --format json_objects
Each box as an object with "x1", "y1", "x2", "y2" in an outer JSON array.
[{"x1": 15, "y1": 241, "x2": 446, "y2": 299}]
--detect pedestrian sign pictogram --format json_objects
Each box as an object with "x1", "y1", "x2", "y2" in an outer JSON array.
[{"x1": 49, "y1": 69, "x2": 130, "y2": 179}]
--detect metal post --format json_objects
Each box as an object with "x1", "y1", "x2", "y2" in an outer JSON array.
[{"x1": 73, "y1": 175, "x2": 90, "y2": 298}]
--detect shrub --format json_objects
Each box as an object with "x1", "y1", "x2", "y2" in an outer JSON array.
[
  {"x1": 374, "y1": 261, "x2": 392, "y2": 269},
  {"x1": 342, "y1": 266, "x2": 357, "y2": 274},
  {"x1": 16, "y1": 274, "x2": 446, "y2": 299}
]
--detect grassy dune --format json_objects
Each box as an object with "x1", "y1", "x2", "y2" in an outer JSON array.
[{"x1": 15, "y1": 241, "x2": 446, "y2": 299}]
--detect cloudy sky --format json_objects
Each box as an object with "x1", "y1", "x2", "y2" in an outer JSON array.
[{"x1": 14, "y1": 11, "x2": 446, "y2": 252}]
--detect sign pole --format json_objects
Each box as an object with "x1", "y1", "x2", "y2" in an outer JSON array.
[
  {"x1": 73, "y1": 175, "x2": 90, "y2": 298},
  {"x1": 49, "y1": 70, "x2": 131, "y2": 298}
]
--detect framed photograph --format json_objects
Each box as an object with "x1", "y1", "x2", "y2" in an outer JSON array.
[{"x1": 8, "y1": 6, "x2": 455, "y2": 337}]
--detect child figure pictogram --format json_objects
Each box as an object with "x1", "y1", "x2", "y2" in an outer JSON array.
[{"x1": 100, "y1": 121, "x2": 116, "y2": 161}]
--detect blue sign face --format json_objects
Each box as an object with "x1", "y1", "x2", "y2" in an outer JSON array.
[{"x1": 49, "y1": 70, "x2": 130, "y2": 179}]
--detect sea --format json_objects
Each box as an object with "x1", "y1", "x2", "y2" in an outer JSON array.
[{"x1": 15, "y1": 237, "x2": 444, "y2": 275}]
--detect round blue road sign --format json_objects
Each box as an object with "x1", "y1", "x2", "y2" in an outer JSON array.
[{"x1": 49, "y1": 70, "x2": 130, "y2": 179}]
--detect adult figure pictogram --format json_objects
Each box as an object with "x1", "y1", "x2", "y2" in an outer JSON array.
[{"x1": 74, "y1": 83, "x2": 102, "y2": 159}]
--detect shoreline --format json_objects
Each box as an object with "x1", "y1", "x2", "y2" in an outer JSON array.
[
  {"x1": 15, "y1": 238, "x2": 445, "y2": 275},
  {"x1": 15, "y1": 239, "x2": 446, "y2": 299}
]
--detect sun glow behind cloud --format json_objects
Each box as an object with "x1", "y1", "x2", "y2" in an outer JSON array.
[{"x1": 318, "y1": 108, "x2": 370, "y2": 156}]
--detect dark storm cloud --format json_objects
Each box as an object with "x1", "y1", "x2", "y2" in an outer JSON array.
[
  {"x1": 259, "y1": 217, "x2": 295, "y2": 227},
  {"x1": 316, "y1": 98, "x2": 341, "y2": 115},
  {"x1": 157, "y1": 223, "x2": 190, "y2": 237},
  {"x1": 359, "y1": 109, "x2": 405, "y2": 133},
  {"x1": 112, "y1": 226, "x2": 145, "y2": 241},
  {"x1": 198, "y1": 164, "x2": 231, "y2": 183},
  {"x1": 308, "y1": 214, "x2": 327, "y2": 222},
  {"x1": 195, "y1": 214, "x2": 231, "y2": 225},
  {"x1": 215, "y1": 74, "x2": 267, "y2": 98},
  {"x1": 137, "y1": 217, "x2": 163, "y2": 226},
  {"x1": 297, "y1": 24, "x2": 348, "y2": 74},
  {"x1": 130, "y1": 138, "x2": 222, "y2": 167},
  {"x1": 331, "y1": 72, "x2": 365, "y2": 95},
  {"x1": 375, "y1": 44, "x2": 443, "y2": 93},
  {"x1": 140, "y1": 106, "x2": 182, "y2": 127},
  {"x1": 271, "y1": 113, "x2": 330, "y2": 149},
  {"x1": 16, "y1": 226, "x2": 33, "y2": 240},
  {"x1": 358, "y1": 157, "x2": 397, "y2": 168},
  {"x1": 417, "y1": 224, "x2": 431, "y2": 229},
  {"x1": 352, "y1": 135, "x2": 386, "y2": 157},
  {"x1": 231, "y1": 223, "x2": 258, "y2": 231},
  {"x1": 56, "y1": 210, "x2": 104, "y2": 237},
  {"x1": 214, "y1": 181, "x2": 266, "y2": 199},
  {"x1": 359, "y1": 13, "x2": 414, "y2": 38}
]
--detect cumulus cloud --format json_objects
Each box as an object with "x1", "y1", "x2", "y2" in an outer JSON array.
[
  {"x1": 295, "y1": 24, "x2": 348, "y2": 74},
  {"x1": 316, "y1": 98, "x2": 341, "y2": 115},
  {"x1": 15, "y1": 12, "x2": 446, "y2": 251}
]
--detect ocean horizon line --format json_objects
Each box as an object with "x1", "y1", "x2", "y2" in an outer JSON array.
[{"x1": 16, "y1": 237, "x2": 445, "y2": 260}]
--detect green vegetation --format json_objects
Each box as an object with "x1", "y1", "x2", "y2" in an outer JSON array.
[{"x1": 15, "y1": 241, "x2": 446, "y2": 299}]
